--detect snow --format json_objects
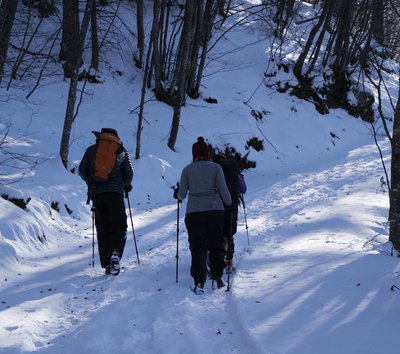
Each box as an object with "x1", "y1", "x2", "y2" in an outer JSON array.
[{"x1": 1, "y1": 1, "x2": 400, "y2": 353}]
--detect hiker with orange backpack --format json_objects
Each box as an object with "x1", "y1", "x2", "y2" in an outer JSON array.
[{"x1": 79, "y1": 128, "x2": 133, "y2": 275}]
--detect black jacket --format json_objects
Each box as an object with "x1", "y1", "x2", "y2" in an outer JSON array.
[{"x1": 79, "y1": 143, "x2": 133, "y2": 198}]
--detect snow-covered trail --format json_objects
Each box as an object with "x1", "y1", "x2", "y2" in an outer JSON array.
[
  {"x1": 0, "y1": 199, "x2": 263, "y2": 354},
  {"x1": 2, "y1": 139, "x2": 400, "y2": 354},
  {"x1": 231, "y1": 140, "x2": 400, "y2": 354}
]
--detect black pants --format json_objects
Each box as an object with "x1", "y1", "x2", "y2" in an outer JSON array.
[
  {"x1": 185, "y1": 210, "x2": 225, "y2": 285},
  {"x1": 93, "y1": 192, "x2": 127, "y2": 268},
  {"x1": 223, "y1": 204, "x2": 238, "y2": 260}
]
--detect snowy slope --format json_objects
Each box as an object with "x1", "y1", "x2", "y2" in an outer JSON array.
[{"x1": 1, "y1": 1, "x2": 399, "y2": 353}]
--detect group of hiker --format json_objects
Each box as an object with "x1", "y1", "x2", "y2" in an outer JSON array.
[{"x1": 78, "y1": 129, "x2": 246, "y2": 292}]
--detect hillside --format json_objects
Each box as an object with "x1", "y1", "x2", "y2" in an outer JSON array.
[{"x1": 1, "y1": 1, "x2": 400, "y2": 353}]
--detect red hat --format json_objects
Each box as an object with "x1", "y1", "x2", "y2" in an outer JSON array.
[{"x1": 192, "y1": 137, "x2": 210, "y2": 160}]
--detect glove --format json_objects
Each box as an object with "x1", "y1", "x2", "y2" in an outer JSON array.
[
  {"x1": 124, "y1": 184, "x2": 133, "y2": 193},
  {"x1": 172, "y1": 183, "x2": 179, "y2": 200}
]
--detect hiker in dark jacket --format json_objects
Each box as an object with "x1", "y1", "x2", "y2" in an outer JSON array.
[
  {"x1": 213, "y1": 155, "x2": 240, "y2": 271},
  {"x1": 79, "y1": 128, "x2": 133, "y2": 275},
  {"x1": 177, "y1": 137, "x2": 232, "y2": 293}
]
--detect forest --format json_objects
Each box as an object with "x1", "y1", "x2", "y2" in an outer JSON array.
[{"x1": 1, "y1": 0, "x2": 400, "y2": 248}]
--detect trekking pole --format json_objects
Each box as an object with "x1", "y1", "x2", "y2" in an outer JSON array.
[
  {"x1": 176, "y1": 198, "x2": 180, "y2": 283},
  {"x1": 241, "y1": 194, "x2": 250, "y2": 246},
  {"x1": 91, "y1": 206, "x2": 95, "y2": 268},
  {"x1": 126, "y1": 192, "x2": 140, "y2": 265},
  {"x1": 172, "y1": 183, "x2": 180, "y2": 283},
  {"x1": 226, "y1": 210, "x2": 234, "y2": 293}
]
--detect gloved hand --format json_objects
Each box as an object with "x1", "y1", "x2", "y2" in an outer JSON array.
[
  {"x1": 172, "y1": 182, "x2": 179, "y2": 200},
  {"x1": 124, "y1": 184, "x2": 133, "y2": 193}
]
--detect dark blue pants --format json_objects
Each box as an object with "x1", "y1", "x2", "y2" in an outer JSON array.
[
  {"x1": 93, "y1": 192, "x2": 127, "y2": 268},
  {"x1": 185, "y1": 210, "x2": 225, "y2": 285}
]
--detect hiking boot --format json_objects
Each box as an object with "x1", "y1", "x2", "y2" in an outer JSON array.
[
  {"x1": 213, "y1": 277, "x2": 225, "y2": 289},
  {"x1": 110, "y1": 250, "x2": 120, "y2": 276},
  {"x1": 193, "y1": 282, "x2": 204, "y2": 295}
]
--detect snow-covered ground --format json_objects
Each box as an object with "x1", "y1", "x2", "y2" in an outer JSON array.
[{"x1": 1, "y1": 2, "x2": 399, "y2": 353}]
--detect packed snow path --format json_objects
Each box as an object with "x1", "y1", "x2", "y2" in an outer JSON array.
[{"x1": 1, "y1": 140, "x2": 400, "y2": 354}]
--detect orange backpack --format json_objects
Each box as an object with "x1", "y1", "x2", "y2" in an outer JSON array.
[{"x1": 93, "y1": 132, "x2": 122, "y2": 182}]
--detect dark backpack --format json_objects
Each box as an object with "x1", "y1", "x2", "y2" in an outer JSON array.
[
  {"x1": 218, "y1": 159, "x2": 241, "y2": 204},
  {"x1": 92, "y1": 132, "x2": 122, "y2": 182}
]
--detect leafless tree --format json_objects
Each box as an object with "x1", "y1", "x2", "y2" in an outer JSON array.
[
  {"x1": 91, "y1": 0, "x2": 99, "y2": 71},
  {"x1": 167, "y1": 0, "x2": 195, "y2": 150},
  {"x1": 60, "y1": 0, "x2": 94, "y2": 169},
  {"x1": 0, "y1": 0, "x2": 19, "y2": 84},
  {"x1": 390, "y1": 75, "x2": 400, "y2": 251},
  {"x1": 59, "y1": 0, "x2": 80, "y2": 78},
  {"x1": 135, "y1": 0, "x2": 145, "y2": 68}
]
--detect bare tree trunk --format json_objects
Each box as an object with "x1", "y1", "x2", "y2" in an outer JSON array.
[
  {"x1": 217, "y1": 0, "x2": 225, "y2": 17},
  {"x1": 60, "y1": 0, "x2": 80, "y2": 77},
  {"x1": 372, "y1": 0, "x2": 384, "y2": 45},
  {"x1": 389, "y1": 76, "x2": 400, "y2": 250},
  {"x1": 150, "y1": 0, "x2": 163, "y2": 101},
  {"x1": 293, "y1": 0, "x2": 332, "y2": 79},
  {"x1": 60, "y1": 0, "x2": 93, "y2": 169},
  {"x1": 161, "y1": 2, "x2": 171, "y2": 77},
  {"x1": 0, "y1": 0, "x2": 18, "y2": 85},
  {"x1": 386, "y1": 0, "x2": 400, "y2": 61},
  {"x1": 273, "y1": 0, "x2": 295, "y2": 38},
  {"x1": 135, "y1": 38, "x2": 153, "y2": 160},
  {"x1": 135, "y1": 0, "x2": 145, "y2": 68},
  {"x1": 326, "y1": 0, "x2": 356, "y2": 109},
  {"x1": 7, "y1": 6, "x2": 40, "y2": 88},
  {"x1": 91, "y1": 0, "x2": 99, "y2": 70},
  {"x1": 167, "y1": 0, "x2": 195, "y2": 151},
  {"x1": 165, "y1": 7, "x2": 184, "y2": 95},
  {"x1": 307, "y1": 0, "x2": 334, "y2": 73},
  {"x1": 187, "y1": 0, "x2": 204, "y2": 99},
  {"x1": 190, "y1": 0, "x2": 215, "y2": 97},
  {"x1": 37, "y1": 0, "x2": 56, "y2": 17},
  {"x1": 333, "y1": 0, "x2": 356, "y2": 72}
]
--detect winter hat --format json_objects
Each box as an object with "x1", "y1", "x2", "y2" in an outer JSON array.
[
  {"x1": 101, "y1": 127, "x2": 119, "y2": 137},
  {"x1": 192, "y1": 137, "x2": 210, "y2": 160}
]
